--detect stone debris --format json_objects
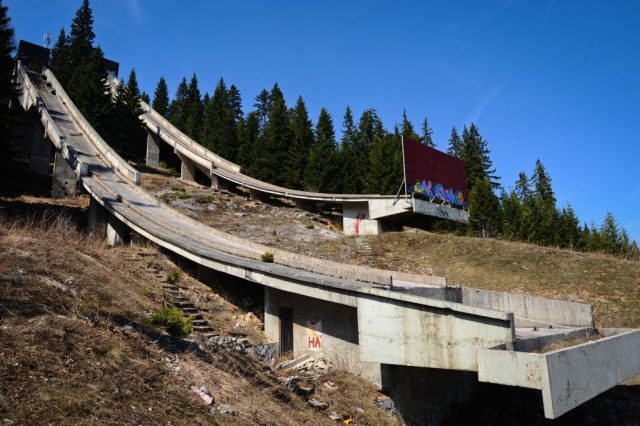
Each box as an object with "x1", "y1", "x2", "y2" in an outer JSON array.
[
  {"x1": 233, "y1": 312, "x2": 262, "y2": 330},
  {"x1": 296, "y1": 357, "x2": 332, "y2": 375},
  {"x1": 375, "y1": 395, "x2": 399, "y2": 418},
  {"x1": 308, "y1": 398, "x2": 328, "y2": 411},
  {"x1": 205, "y1": 335, "x2": 278, "y2": 363},
  {"x1": 277, "y1": 353, "x2": 311, "y2": 370},
  {"x1": 323, "y1": 381, "x2": 338, "y2": 390}
]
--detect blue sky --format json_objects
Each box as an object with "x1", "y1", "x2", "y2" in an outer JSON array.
[{"x1": 7, "y1": 1, "x2": 640, "y2": 240}]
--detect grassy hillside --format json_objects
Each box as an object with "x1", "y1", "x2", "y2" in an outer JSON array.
[{"x1": 0, "y1": 210, "x2": 398, "y2": 425}]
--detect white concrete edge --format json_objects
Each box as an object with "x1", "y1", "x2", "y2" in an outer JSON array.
[{"x1": 358, "y1": 287, "x2": 514, "y2": 322}]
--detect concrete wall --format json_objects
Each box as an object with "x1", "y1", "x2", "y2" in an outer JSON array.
[
  {"x1": 461, "y1": 287, "x2": 593, "y2": 327},
  {"x1": 146, "y1": 132, "x2": 161, "y2": 167},
  {"x1": 264, "y1": 287, "x2": 381, "y2": 383},
  {"x1": 413, "y1": 198, "x2": 469, "y2": 222},
  {"x1": 29, "y1": 124, "x2": 51, "y2": 176},
  {"x1": 51, "y1": 152, "x2": 77, "y2": 198},
  {"x1": 343, "y1": 202, "x2": 381, "y2": 236},
  {"x1": 358, "y1": 289, "x2": 514, "y2": 371}
]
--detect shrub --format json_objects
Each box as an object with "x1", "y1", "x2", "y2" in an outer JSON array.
[
  {"x1": 176, "y1": 191, "x2": 190, "y2": 200},
  {"x1": 261, "y1": 252, "x2": 274, "y2": 263},
  {"x1": 306, "y1": 224, "x2": 315, "y2": 230},
  {"x1": 166, "y1": 269, "x2": 182, "y2": 284},
  {"x1": 151, "y1": 306, "x2": 193, "y2": 337}
]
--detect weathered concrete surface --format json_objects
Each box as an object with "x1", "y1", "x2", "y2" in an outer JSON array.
[
  {"x1": 51, "y1": 152, "x2": 77, "y2": 198},
  {"x1": 357, "y1": 288, "x2": 515, "y2": 370},
  {"x1": 413, "y1": 198, "x2": 469, "y2": 222},
  {"x1": 177, "y1": 152, "x2": 196, "y2": 183},
  {"x1": 145, "y1": 131, "x2": 161, "y2": 167},
  {"x1": 106, "y1": 214, "x2": 130, "y2": 247},
  {"x1": 264, "y1": 287, "x2": 381, "y2": 383},
  {"x1": 367, "y1": 198, "x2": 412, "y2": 220},
  {"x1": 29, "y1": 123, "x2": 51, "y2": 176},
  {"x1": 88, "y1": 196, "x2": 108, "y2": 238},
  {"x1": 477, "y1": 328, "x2": 640, "y2": 419},
  {"x1": 462, "y1": 287, "x2": 594, "y2": 328},
  {"x1": 343, "y1": 202, "x2": 381, "y2": 236},
  {"x1": 381, "y1": 365, "x2": 476, "y2": 425}
]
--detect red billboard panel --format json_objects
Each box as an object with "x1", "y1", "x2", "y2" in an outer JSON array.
[{"x1": 403, "y1": 137, "x2": 468, "y2": 207}]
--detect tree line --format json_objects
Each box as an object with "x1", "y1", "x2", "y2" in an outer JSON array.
[
  {"x1": 151, "y1": 71, "x2": 639, "y2": 259},
  {"x1": 9, "y1": 0, "x2": 636, "y2": 260}
]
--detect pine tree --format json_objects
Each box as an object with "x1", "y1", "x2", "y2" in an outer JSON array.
[
  {"x1": 252, "y1": 83, "x2": 290, "y2": 184},
  {"x1": 305, "y1": 108, "x2": 337, "y2": 192},
  {"x1": 68, "y1": 0, "x2": 95, "y2": 69},
  {"x1": 500, "y1": 189, "x2": 521, "y2": 240},
  {"x1": 600, "y1": 212, "x2": 620, "y2": 254},
  {"x1": 468, "y1": 178, "x2": 501, "y2": 237},
  {"x1": 400, "y1": 109, "x2": 418, "y2": 141},
  {"x1": 140, "y1": 91, "x2": 150, "y2": 104},
  {"x1": 0, "y1": 0, "x2": 15, "y2": 148},
  {"x1": 421, "y1": 116, "x2": 435, "y2": 147},
  {"x1": 340, "y1": 106, "x2": 358, "y2": 193},
  {"x1": 238, "y1": 111, "x2": 259, "y2": 171},
  {"x1": 253, "y1": 89, "x2": 270, "y2": 133},
  {"x1": 447, "y1": 127, "x2": 463, "y2": 158},
  {"x1": 168, "y1": 77, "x2": 189, "y2": 130},
  {"x1": 202, "y1": 77, "x2": 240, "y2": 161},
  {"x1": 152, "y1": 77, "x2": 169, "y2": 117},
  {"x1": 515, "y1": 171, "x2": 531, "y2": 202},
  {"x1": 461, "y1": 123, "x2": 500, "y2": 190},
  {"x1": 368, "y1": 129, "x2": 400, "y2": 194},
  {"x1": 531, "y1": 159, "x2": 555, "y2": 208},
  {"x1": 67, "y1": 47, "x2": 112, "y2": 137},
  {"x1": 49, "y1": 28, "x2": 72, "y2": 85},
  {"x1": 352, "y1": 109, "x2": 383, "y2": 193},
  {"x1": 286, "y1": 96, "x2": 313, "y2": 188},
  {"x1": 183, "y1": 73, "x2": 203, "y2": 140},
  {"x1": 558, "y1": 205, "x2": 580, "y2": 249}
]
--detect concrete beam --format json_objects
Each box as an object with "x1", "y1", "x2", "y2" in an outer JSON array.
[
  {"x1": 145, "y1": 131, "x2": 161, "y2": 168},
  {"x1": 210, "y1": 174, "x2": 232, "y2": 191},
  {"x1": 51, "y1": 152, "x2": 77, "y2": 198},
  {"x1": 29, "y1": 124, "x2": 51, "y2": 176}
]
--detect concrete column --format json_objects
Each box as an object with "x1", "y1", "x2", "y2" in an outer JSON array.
[
  {"x1": 146, "y1": 132, "x2": 161, "y2": 168},
  {"x1": 106, "y1": 214, "x2": 130, "y2": 247},
  {"x1": 87, "y1": 197, "x2": 108, "y2": 239},
  {"x1": 342, "y1": 202, "x2": 381, "y2": 236},
  {"x1": 29, "y1": 125, "x2": 51, "y2": 176},
  {"x1": 210, "y1": 174, "x2": 232, "y2": 191},
  {"x1": 51, "y1": 152, "x2": 77, "y2": 198},
  {"x1": 177, "y1": 153, "x2": 196, "y2": 183}
]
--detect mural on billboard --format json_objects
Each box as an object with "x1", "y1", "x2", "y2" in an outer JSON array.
[{"x1": 403, "y1": 137, "x2": 468, "y2": 208}]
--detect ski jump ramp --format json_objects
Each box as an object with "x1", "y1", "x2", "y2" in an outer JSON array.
[{"x1": 15, "y1": 62, "x2": 640, "y2": 421}]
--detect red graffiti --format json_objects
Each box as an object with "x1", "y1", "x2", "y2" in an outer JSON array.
[
  {"x1": 308, "y1": 335, "x2": 322, "y2": 349},
  {"x1": 354, "y1": 213, "x2": 366, "y2": 236}
]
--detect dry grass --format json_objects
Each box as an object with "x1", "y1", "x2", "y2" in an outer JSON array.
[{"x1": 0, "y1": 211, "x2": 398, "y2": 425}]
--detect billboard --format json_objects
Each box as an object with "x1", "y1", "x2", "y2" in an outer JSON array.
[{"x1": 403, "y1": 137, "x2": 468, "y2": 207}]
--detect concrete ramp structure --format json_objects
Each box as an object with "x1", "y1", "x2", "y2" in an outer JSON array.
[
  {"x1": 14, "y1": 62, "x2": 640, "y2": 423},
  {"x1": 131, "y1": 89, "x2": 468, "y2": 235}
]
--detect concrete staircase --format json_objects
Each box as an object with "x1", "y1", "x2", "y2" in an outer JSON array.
[{"x1": 162, "y1": 283, "x2": 215, "y2": 337}]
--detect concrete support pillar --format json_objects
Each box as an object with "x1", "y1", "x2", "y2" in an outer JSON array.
[
  {"x1": 342, "y1": 202, "x2": 381, "y2": 236},
  {"x1": 51, "y1": 152, "x2": 77, "y2": 198},
  {"x1": 249, "y1": 188, "x2": 269, "y2": 202},
  {"x1": 29, "y1": 125, "x2": 51, "y2": 176},
  {"x1": 145, "y1": 132, "x2": 162, "y2": 168},
  {"x1": 88, "y1": 197, "x2": 108, "y2": 239},
  {"x1": 177, "y1": 153, "x2": 196, "y2": 183},
  {"x1": 210, "y1": 174, "x2": 232, "y2": 191},
  {"x1": 106, "y1": 214, "x2": 130, "y2": 247}
]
